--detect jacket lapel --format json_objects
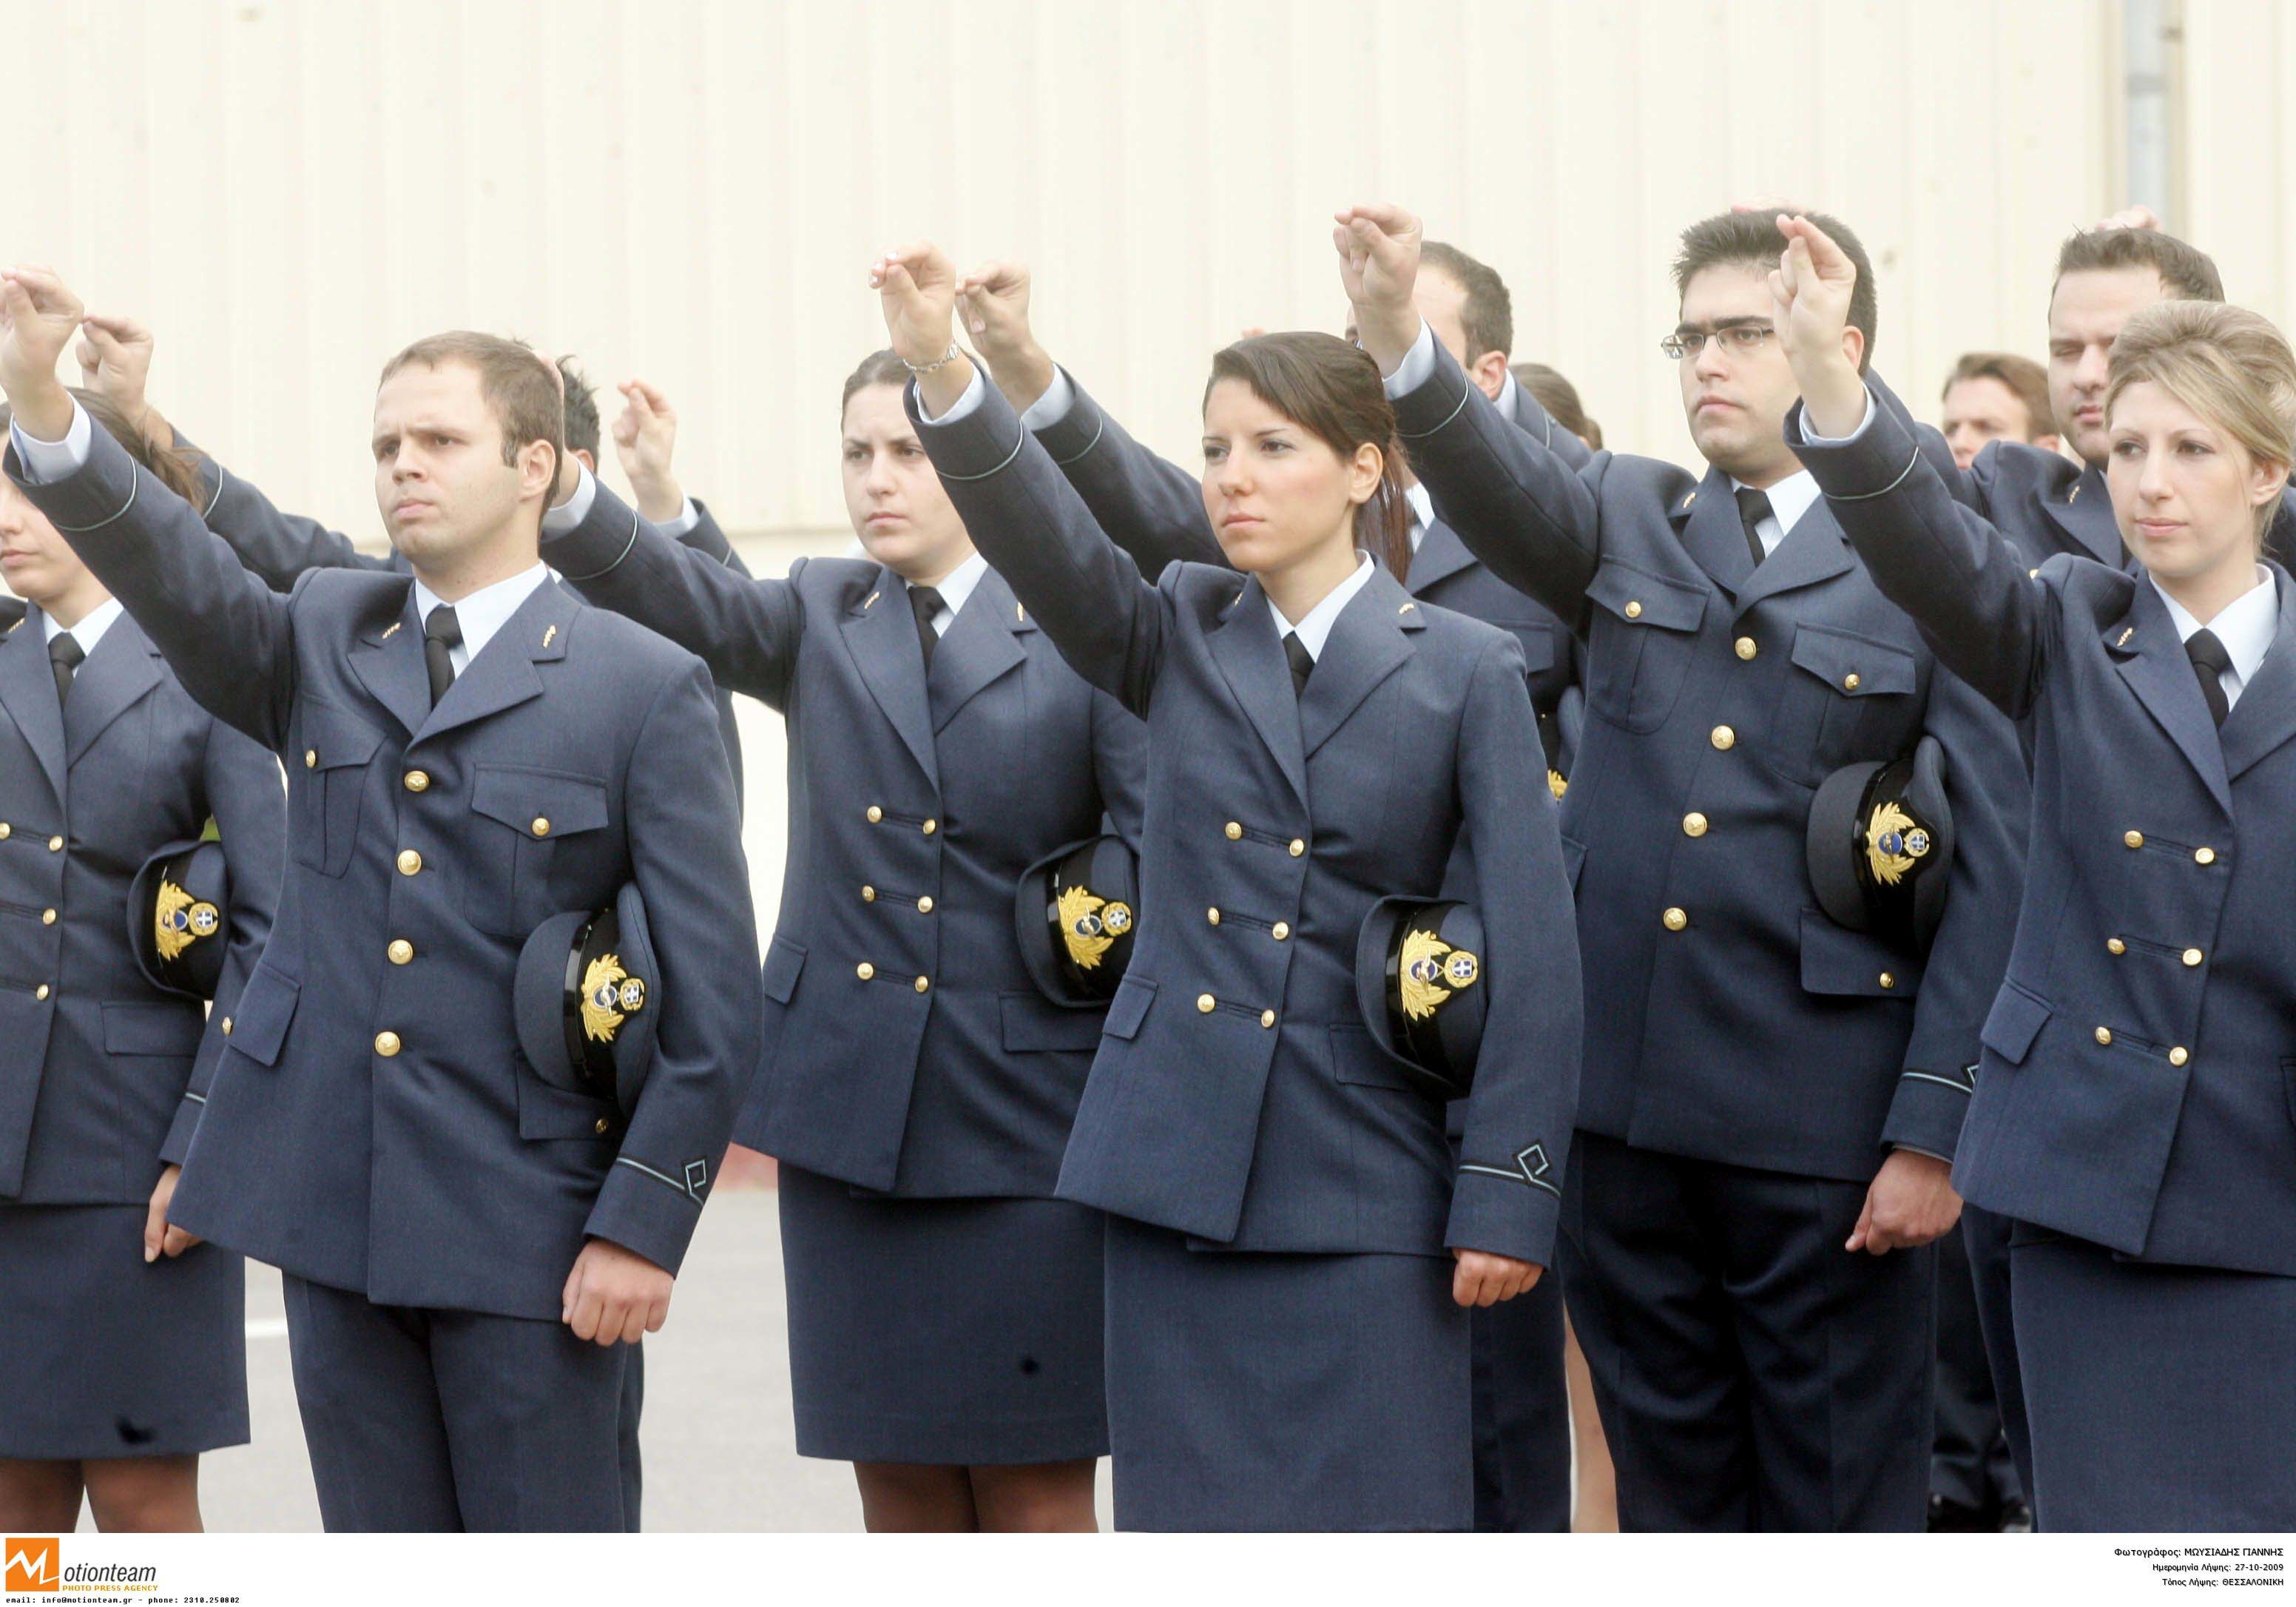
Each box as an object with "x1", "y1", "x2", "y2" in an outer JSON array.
[
  {"x1": 1675, "y1": 470, "x2": 1754, "y2": 594},
  {"x1": 928, "y1": 567, "x2": 1030, "y2": 732},
  {"x1": 2042, "y1": 465, "x2": 2124, "y2": 566},
  {"x1": 837, "y1": 569, "x2": 937, "y2": 786},
  {"x1": 1206, "y1": 575, "x2": 1308, "y2": 808},
  {"x1": 62, "y1": 612, "x2": 164, "y2": 765},
  {"x1": 350, "y1": 582, "x2": 433, "y2": 738},
  {"x1": 1300, "y1": 567, "x2": 1423, "y2": 758},
  {"x1": 2105, "y1": 582, "x2": 2234, "y2": 814},
  {"x1": 0, "y1": 610, "x2": 67, "y2": 806},
  {"x1": 1729, "y1": 496, "x2": 1857, "y2": 619},
  {"x1": 2217, "y1": 563, "x2": 2296, "y2": 783},
  {"x1": 414, "y1": 578, "x2": 571, "y2": 744},
  {"x1": 1405, "y1": 518, "x2": 1479, "y2": 595}
]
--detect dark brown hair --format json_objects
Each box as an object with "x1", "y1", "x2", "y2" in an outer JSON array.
[
  {"x1": 1510, "y1": 361, "x2": 1602, "y2": 451},
  {"x1": 0, "y1": 388, "x2": 206, "y2": 507},
  {"x1": 840, "y1": 348, "x2": 914, "y2": 418},
  {"x1": 377, "y1": 331, "x2": 564, "y2": 479},
  {"x1": 1422, "y1": 241, "x2": 1513, "y2": 364},
  {"x1": 1942, "y1": 351, "x2": 2052, "y2": 439},
  {"x1": 557, "y1": 356, "x2": 600, "y2": 459},
  {"x1": 1674, "y1": 209, "x2": 1879, "y2": 374},
  {"x1": 2053, "y1": 228, "x2": 2223, "y2": 305},
  {"x1": 1203, "y1": 332, "x2": 1410, "y2": 576}
]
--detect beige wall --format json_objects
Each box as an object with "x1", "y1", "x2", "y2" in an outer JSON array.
[{"x1": 14, "y1": 0, "x2": 2289, "y2": 545}]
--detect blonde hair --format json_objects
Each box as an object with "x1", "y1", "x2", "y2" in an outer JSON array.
[{"x1": 2106, "y1": 300, "x2": 2296, "y2": 543}]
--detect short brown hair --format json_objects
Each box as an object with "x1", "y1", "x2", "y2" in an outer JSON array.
[
  {"x1": 2053, "y1": 228, "x2": 2223, "y2": 304},
  {"x1": 1942, "y1": 351, "x2": 2052, "y2": 440},
  {"x1": 1674, "y1": 209, "x2": 1878, "y2": 374},
  {"x1": 1510, "y1": 361, "x2": 1602, "y2": 451},
  {"x1": 1204, "y1": 333, "x2": 1410, "y2": 576},
  {"x1": 840, "y1": 348, "x2": 914, "y2": 417},
  {"x1": 1421, "y1": 241, "x2": 1513, "y2": 363},
  {"x1": 2107, "y1": 301, "x2": 2296, "y2": 545},
  {"x1": 378, "y1": 331, "x2": 564, "y2": 476},
  {"x1": 0, "y1": 388, "x2": 205, "y2": 508}
]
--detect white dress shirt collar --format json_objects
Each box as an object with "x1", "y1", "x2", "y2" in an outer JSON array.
[
  {"x1": 412, "y1": 564, "x2": 552, "y2": 674},
  {"x1": 2150, "y1": 565, "x2": 2280, "y2": 710},
  {"x1": 1266, "y1": 553, "x2": 1376, "y2": 661},
  {"x1": 907, "y1": 550, "x2": 989, "y2": 636},
  {"x1": 1729, "y1": 470, "x2": 1823, "y2": 557},
  {"x1": 41, "y1": 594, "x2": 125, "y2": 656},
  {"x1": 1403, "y1": 482, "x2": 1436, "y2": 551}
]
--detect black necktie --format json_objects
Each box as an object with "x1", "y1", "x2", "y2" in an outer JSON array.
[
  {"x1": 48, "y1": 632, "x2": 84, "y2": 709},
  {"x1": 909, "y1": 585, "x2": 945, "y2": 670},
  {"x1": 424, "y1": 605, "x2": 463, "y2": 707},
  {"x1": 2186, "y1": 627, "x2": 2233, "y2": 728},
  {"x1": 1734, "y1": 488, "x2": 1774, "y2": 569},
  {"x1": 1283, "y1": 630, "x2": 1314, "y2": 698}
]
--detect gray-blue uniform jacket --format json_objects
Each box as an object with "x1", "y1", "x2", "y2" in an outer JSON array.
[
  {"x1": 1027, "y1": 370, "x2": 1593, "y2": 772},
  {"x1": 0, "y1": 606, "x2": 283, "y2": 1201},
  {"x1": 5, "y1": 417, "x2": 760, "y2": 1321},
  {"x1": 911, "y1": 378, "x2": 1583, "y2": 1267},
  {"x1": 1394, "y1": 340, "x2": 2027, "y2": 1179},
  {"x1": 1793, "y1": 395, "x2": 2296, "y2": 1274},
  {"x1": 540, "y1": 475, "x2": 1147, "y2": 1197},
  {"x1": 178, "y1": 444, "x2": 749, "y2": 812}
]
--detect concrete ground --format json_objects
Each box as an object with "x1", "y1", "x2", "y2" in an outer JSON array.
[{"x1": 163, "y1": 1184, "x2": 1114, "y2": 1532}]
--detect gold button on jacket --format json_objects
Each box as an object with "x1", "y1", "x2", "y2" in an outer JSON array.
[
  {"x1": 1710, "y1": 725, "x2": 1735, "y2": 750},
  {"x1": 375, "y1": 1031, "x2": 402, "y2": 1057},
  {"x1": 388, "y1": 939, "x2": 413, "y2": 965},
  {"x1": 1662, "y1": 906, "x2": 1688, "y2": 931},
  {"x1": 397, "y1": 849, "x2": 422, "y2": 875},
  {"x1": 403, "y1": 770, "x2": 429, "y2": 792}
]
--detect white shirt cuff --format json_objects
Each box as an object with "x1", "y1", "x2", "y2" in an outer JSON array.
[
  {"x1": 1800, "y1": 385, "x2": 1877, "y2": 444},
  {"x1": 1019, "y1": 367, "x2": 1078, "y2": 431},
  {"x1": 916, "y1": 366, "x2": 987, "y2": 425},
  {"x1": 1380, "y1": 320, "x2": 1439, "y2": 397},
  {"x1": 658, "y1": 496, "x2": 700, "y2": 538},
  {"x1": 9, "y1": 398, "x2": 94, "y2": 483},
  {"x1": 542, "y1": 462, "x2": 599, "y2": 535}
]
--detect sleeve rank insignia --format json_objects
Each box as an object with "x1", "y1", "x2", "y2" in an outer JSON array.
[
  {"x1": 581, "y1": 952, "x2": 648, "y2": 1042},
  {"x1": 155, "y1": 874, "x2": 222, "y2": 962},
  {"x1": 1400, "y1": 926, "x2": 1479, "y2": 1020},
  {"x1": 1057, "y1": 883, "x2": 1132, "y2": 968}
]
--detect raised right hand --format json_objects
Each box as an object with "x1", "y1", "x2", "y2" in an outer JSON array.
[
  {"x1": 0, "y1": 267, "x2": 84, "y2": 434},
  {"x1": 612, "y1": 380, "x2": 686, "y2": 522},
  {"x1": 1331, "y1": 204, "x2": 1423, "y2": 373},
  {"x1": 76, "y1": 313, "x2": 155, "y2": 420},
  {"x1": 871, "y1": 243, "x2": 961, "y2": 368}
]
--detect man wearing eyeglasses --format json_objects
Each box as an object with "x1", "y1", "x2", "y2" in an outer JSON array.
[{"x1": 1336, "y1": 202, "x2": 2028, "y2": 1531}]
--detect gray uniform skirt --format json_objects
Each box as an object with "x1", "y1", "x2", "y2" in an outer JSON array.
[
  {"x1": 0, "y1": 1200, "x2": 248, "y2": 1459},
  {"x1": 1103, "y1": 1215, "x2": 1472, "y2": 1531},
  {"x1": 2013, "y1": 1229, "x2": 2296, "y2": 1531},
  {"x1": 777, "y1": 1163, "x2": 1108, "y2": 1465}
]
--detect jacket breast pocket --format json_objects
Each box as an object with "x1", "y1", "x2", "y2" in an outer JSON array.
[
  {"x1": 1102, "y1": 976, "x2": 1158, "y2": 1042},
  {"x1": 223, "y1": 962, "x2": 301, "y2": 1069},
  {"x1": 1766, "y1": 624, "x2": 1919, "y2": 786},
  {"x1": 1002, "y1": 991, "x2": 1110, "y2": 1053},
  {"x1": 466, "y1": 764, "x2": 612, "y2": 937},
  {"x1": 291, "y1": 699, "x2": 385, "y2": 877},
  {"x1": 1582, "y1": 562, "x2": 1706, "y2": 733}
]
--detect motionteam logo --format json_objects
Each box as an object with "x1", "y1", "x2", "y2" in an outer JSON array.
[
  {"x1": 4, "y1": 1537, "x2": 58, "y2": 1592},
  {"x1": 4, "y1": 1537, "x2": 157, "y2": 1595}
]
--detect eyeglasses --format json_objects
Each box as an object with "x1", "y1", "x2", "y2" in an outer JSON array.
[{"x1": 1660, "y1": 324, "x2": 1777, "y2": 362}]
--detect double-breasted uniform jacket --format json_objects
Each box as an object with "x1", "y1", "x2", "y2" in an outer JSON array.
[
  {"x1": 541, "y1": 474, "x2": 1147, "y2": 1197},
  {"x1": 5, "y1": 417, "x2": 760, "y2": 1321},
  {"x1": 1027, "y1": 370, "x2": 1593, "y2": 772},
  {"x1": 911, "y1": 379, "x2": 1583, "y2": 1267},
  {"x1": 178, "y1": 443, "x2": 749, "y2": 811},
  {"x1": 0, "y1": 606, "x2": 282, "y2": 1202},
  {"x1": 1794, "y1": 397, "x2": 2296, "y2": 1274},
  {"x1": 1395, "y1": 340, "x2": 2027, "y2": 1179}
]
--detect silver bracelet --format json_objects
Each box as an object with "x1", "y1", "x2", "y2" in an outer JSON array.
[{"x1": 902, "y1": 343, "x2": 963, "y2": 376}]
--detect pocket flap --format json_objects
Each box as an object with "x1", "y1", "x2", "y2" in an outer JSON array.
[
  {"x1": 1789, "y1": 624, "x2": 1917, "y2": 698},
  {"x1": 1586, "y1": 562, "x2": 1706, "y2": 633},
  {"x1": 299, "y1": 700, "x2": 385, "y2": 771},
  {"x1": 1980, "y1": 981, "x2": 2053, "y2": 1066},
  {"x1": 102, "y1": 1000, "x2": 205, "y2": 1057},
  {"x1": 1799, "y1": 908, "x2": 1922, "y2": 997},
  {"x1": 1001, "y1": 991, "x2": 1109, "y2": 1052},
  {"x1": 760, "y1": 935, "x2": 807, "y2": 1005},
  {"x1": 226, "y1": 962, "x2": 301, "y2": 1068},
  {"x1": 1329, "y1": 1021, "x2": 1412, "y2": 1091},
  {"x1": 1104, "y1": 976, "x2": 1158, "y2": 1041},
  {"x1": 471, "y1": 764, "x2": 611, "y2": 837},
  {"x1": 515, "y1": 1058, "x2": 618, "y2": 1141}
]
